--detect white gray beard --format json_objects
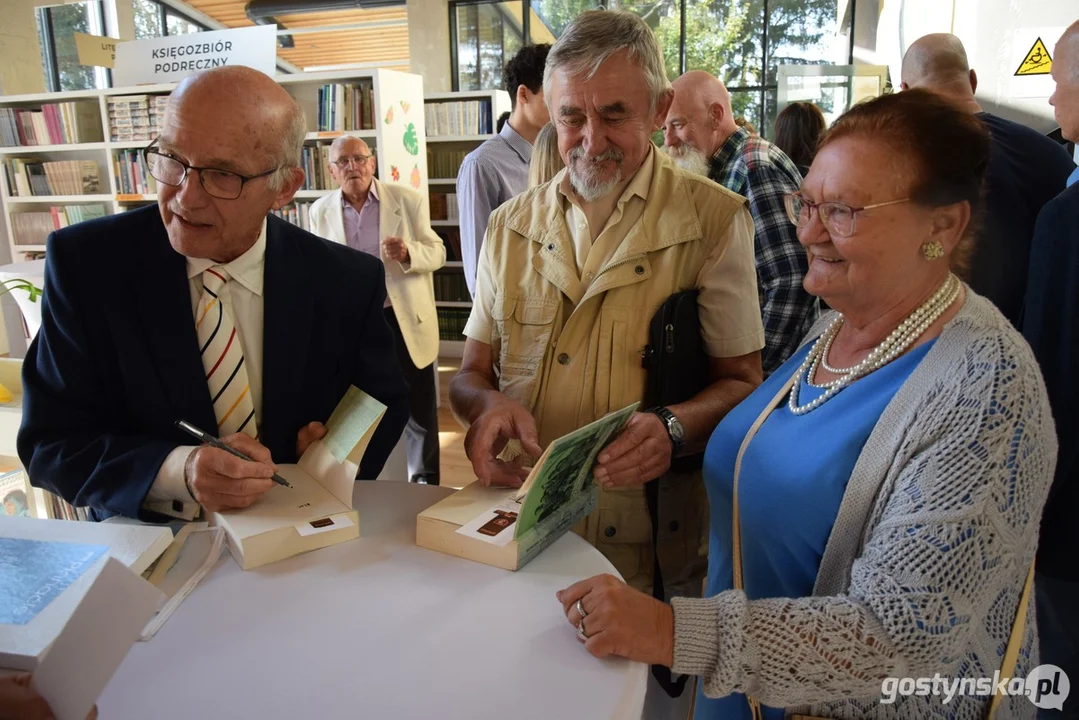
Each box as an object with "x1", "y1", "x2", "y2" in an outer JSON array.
[
  {"x1": 569, "y1": 166, "x2": 623, "y2": 202},
  {"x1": 661, "y1": 144, "x2": 711, "y2": 177},
  {"x1": 567, "y1": 148, "x2": 625, "y2": 202}
]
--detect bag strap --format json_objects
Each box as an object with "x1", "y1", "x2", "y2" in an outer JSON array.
[
  {"x1": 987, "y1": 561, "x2": 1036, "y2": 718},
  {"x1": 731, "y1": 370, "x2": 799, "y2": 720}
]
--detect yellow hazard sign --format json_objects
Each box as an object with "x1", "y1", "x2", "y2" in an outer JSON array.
[{"x1": 1015, "y1": 37, "x2": 1052, "y2": 76}]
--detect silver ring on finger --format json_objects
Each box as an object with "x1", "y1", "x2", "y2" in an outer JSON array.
[
  {"x1": 575, "y1": 598, "x2": 588, "y2": 619},
  {"x1": 577, "y1": 618, "x2": 588, "y2": 641}
]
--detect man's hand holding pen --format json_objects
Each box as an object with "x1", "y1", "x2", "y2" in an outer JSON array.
[{"x1": 183, "y1": 433, "x2": 277, "y2": 512}]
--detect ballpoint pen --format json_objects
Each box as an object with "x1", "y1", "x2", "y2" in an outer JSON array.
[{"x1": 174, "y1": 419, "x2": 293, "y2": 488}]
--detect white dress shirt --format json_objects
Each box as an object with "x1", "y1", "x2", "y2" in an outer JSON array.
[{"x1": 143, "y1": 221, "x2": 267, "y2": 520}]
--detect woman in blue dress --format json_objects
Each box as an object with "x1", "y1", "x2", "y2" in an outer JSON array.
[{"x1": 558, "y1": 90, "x2": 1057, "y2": 719}]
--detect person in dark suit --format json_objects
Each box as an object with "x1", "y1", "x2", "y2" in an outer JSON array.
[
  {"x1": 1023, "y1": 21, "x2": 1079, "y2": 720},
  {"x1": 17, "y1": 66, "x2": 410, "y2": 522}
]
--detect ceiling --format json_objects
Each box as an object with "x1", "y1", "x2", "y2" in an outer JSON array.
[{"x1": 182, "y1": 0, "x2": 410, "y2": 71}]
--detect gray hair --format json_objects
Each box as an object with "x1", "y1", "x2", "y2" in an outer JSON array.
[
  {"x1": 269, "y1": 101, "x2": 308, "y2": 191},
  {"x1": 542, "y1": 10, "x2": 672, "y2": 114}
]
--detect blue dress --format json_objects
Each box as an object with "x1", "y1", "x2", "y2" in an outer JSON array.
[{"x1": 693, "y1": 340, "x2": 935, "y2": 720}]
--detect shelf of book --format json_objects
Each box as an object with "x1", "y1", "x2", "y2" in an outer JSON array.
[
  {"x1": 429, "y1": 178, "x2": 457, "y2": 184},
  {"x1": 431, "y1": 219, "x2": 458, "y2": 227},
  {"x1": 4, "y1": 194, "x2": 112, "y2": 203},
  {"x1": 0, "y1": 68, "x2": 427, "y2": 264},
  {"x1": 0, "y1": 142, "x2": 107, "y2": 155}
]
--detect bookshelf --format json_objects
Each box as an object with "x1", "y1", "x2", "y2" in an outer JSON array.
[
  {"x1": 424, "y1": 89, "x2": 510, "y2": 358},
  {"x1": 0, "y1": 69, "x2": 428, "y2": 266}
]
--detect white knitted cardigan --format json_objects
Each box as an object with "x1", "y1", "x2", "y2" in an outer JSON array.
[{"x1": 671, "y1": 291, "x2": 1057, "y2": 719}]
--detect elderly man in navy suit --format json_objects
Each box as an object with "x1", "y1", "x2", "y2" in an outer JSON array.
[{"x1": 17, "y1": 66, "x2": 410, "y2": 521}]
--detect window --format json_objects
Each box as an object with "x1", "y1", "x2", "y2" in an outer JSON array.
[
  {"x1": 133, "y1": 0, "x2": 208, "y2": 40},
  {"x1": 451, "y1": 0, "x2": 852, "y2": 139},
  {"x1": 36, "y1": 1, "x2": 109, "y2": 92},
  {"x1": 453, "y1": 2, "x2": 525, "y2": 91}
]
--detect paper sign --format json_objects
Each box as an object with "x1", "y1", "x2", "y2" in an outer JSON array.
[
  {"x1": 74, "y1": 32, "x2": 117, "y2": 69},
  {"x1": 112, "y1": 25, "x2": 276, "y2": 88},
  {"x1": 456, "y1": 497, "x2": 523, "y2": 547},
  {"x1": 31, "y1": 557, "x2": 162, "y2": 720},
  {"x1": 1008, "y1": 27, "x2": 1065, "y2": 99}
]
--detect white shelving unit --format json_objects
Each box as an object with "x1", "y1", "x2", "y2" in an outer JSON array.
[
  {"x1": 423, "y1": 89, "x2": 510, "y2": 358},
  {"x1": 0, "y1": 69, "x2": 428, "y2": 266}
]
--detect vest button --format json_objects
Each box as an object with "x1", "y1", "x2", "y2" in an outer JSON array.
[
  {"x1": 635, "y1": 265, "x2": 645, "y2": 275},
  {"x1": 557, "y1": 353, "x2": 570, "y2": 365},
  {"x1": 669, "y1": 520, "x2": 680, "y2": 532},
  {"x1": 604, "y1": 526, "x2": 616, "y2": 538}
]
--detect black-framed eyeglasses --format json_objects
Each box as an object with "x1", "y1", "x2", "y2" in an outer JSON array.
[
  {"x1": 332, "y1": 154, "x2": 373, "y2": 169},
  {"x1": 142, "y1": 138, "x2": 279, "y2": 200},
  {"x1": 784, "y1": 192, "x2": 910, "y2": 238}
]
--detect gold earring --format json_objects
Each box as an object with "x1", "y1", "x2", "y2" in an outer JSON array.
[{"x1": 921, "y1": 240, "x2": 944, "y2": 260}]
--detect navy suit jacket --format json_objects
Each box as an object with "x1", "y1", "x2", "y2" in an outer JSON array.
[
  {"x1": 1023, "y1": 182, "x2": 1079, "y2": 580},
  {"x1": 17, "y1": 205, "x2": 410, "y2": 520}
]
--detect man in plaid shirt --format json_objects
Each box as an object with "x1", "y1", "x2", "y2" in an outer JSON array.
[{"x1": 662, "y1": 70, "x2": 818, "y2": 374}]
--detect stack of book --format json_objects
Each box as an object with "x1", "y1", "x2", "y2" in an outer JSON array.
[
  {"x1": 4, "y1": 159, "x2": 100, "y2": 196},
  {"x1": 11, "y1": 205, "x2": 108, "y2": 245},
  {"x1": 427, "y1": 148, "x2": 471, "y2": 178},
  {"x1": 436, "y1": 307, "x2": 471, "y2": 340},
  {"x1": 271, "y1": 202, "x2": 313, "y2": 232},
  {"x1": 434, "y1": 268, "x2": 469, "y2": 302},
  {"x1": 113, "y1": 149, "x2": 156, "y2": 195},
  {"x1": 428, "y1": 192, "x2": 458, "y2": 221},
  {"x1": 0, "y1": 102, "x2": 103, "y2": 146},
  {"x1": 317, "y1": 83, "x2": 375, "y2": 132},
  {"x1": 300, "y1": 144, "x2": 335, "y2": 191},
  {"x1": 424, "y1": 99, "x2": 492, "y2": 136},
  {"x1": 107, "y1": 94, "x2": 168, "y2": 144}
]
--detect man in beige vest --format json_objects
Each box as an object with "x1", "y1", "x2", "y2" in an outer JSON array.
[{"x1": 450, "y1": 10, "x2": 764, "y2": 596}]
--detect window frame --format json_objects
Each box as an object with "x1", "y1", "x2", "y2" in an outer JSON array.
[
  {"x1": 448, "y1": 0, "x2": 857, "y2": 134},
  {"x1": 38, "y1": 0, "x2": 110, "y2": 93}
]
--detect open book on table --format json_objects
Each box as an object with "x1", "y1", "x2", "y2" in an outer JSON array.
[
  {"x1": 416, "y1": 402, "x2": 638, "y2": 570},
  {"x1": 210, "y1": 386, "x2": 386, "y2": 570}
]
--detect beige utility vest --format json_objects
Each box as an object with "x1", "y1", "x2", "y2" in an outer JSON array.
[{"x1": 484, "y1": 152, "x2": 747, "y2": 591}]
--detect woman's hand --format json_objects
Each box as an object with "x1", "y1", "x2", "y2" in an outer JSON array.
[{"x1": 557, "y1": 574, "x2": 675, "y2": 666}]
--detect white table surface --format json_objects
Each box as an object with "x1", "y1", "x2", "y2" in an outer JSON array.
[{"x1": 99, "y1": 482, "x2": 648, "y2": 720}]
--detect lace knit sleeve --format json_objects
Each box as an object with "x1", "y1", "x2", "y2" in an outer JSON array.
[{"x1": 670, "y1": 330, "x2": 1056, "y2": 708}]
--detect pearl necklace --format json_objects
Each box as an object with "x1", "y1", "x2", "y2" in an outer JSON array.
[{"x1": 788, "y1": 274, "x2": 961, "y2": 415}]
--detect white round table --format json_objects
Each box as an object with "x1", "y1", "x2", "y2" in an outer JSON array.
[{"x1": 99, "y1": 482, "x2": 648, "y2": 720}]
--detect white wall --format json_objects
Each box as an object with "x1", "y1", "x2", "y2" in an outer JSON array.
[
  {"x1": 407, "y1": 0, "x2": 452, "y2": 93},
  {"x1": 876, "y1": 0, "x2": 1075, "y2": 133}
]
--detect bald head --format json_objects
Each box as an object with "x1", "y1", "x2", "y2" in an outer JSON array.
[
  {"x1": 902, "y1": 34, "x2": 976, "y2": 90},
  {"x1": 169, "y1": 67, "x2": 307, "y2": 186},
  {"x1": 327, "y1": 135, "x2": 376, "y2": 201},
  {"x1": 663, "y1": 70, "x2": 738, "y2": 159}
]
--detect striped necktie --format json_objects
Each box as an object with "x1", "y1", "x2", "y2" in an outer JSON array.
[{"x1": 197, "y1": 266, "x2": 256, "y2": 437}]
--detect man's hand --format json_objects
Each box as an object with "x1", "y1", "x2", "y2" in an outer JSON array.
[
  {"x1": 296, "y1": 421, "x2": 328, "y2": 456},
  {"x1": 184, "y1": 433, "x2": 276, "y2": 512},
  {"x1": 0, "y1": 673, "x2": 98, "y2": 720},
  {"x1": 593, "y1": 412, "x2": 672, "y2": 489},
  {"x1": 463, "y1": 396, "x2": 543, "y2": 488},
  {"x1": 382, "y1": 236, "x2": 409, "y2": 264},
  {"x1": 557, "y1": 574, "x2": 675, "y2": 666}
]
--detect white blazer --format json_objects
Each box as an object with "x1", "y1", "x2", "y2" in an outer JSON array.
[{"x1": 308, "y1": 179, "x2": 446, "y2": 369}]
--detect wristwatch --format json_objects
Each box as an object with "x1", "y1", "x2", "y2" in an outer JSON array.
[{"x1": 646, "y1": 407, "x2": 685, "y2": 453}]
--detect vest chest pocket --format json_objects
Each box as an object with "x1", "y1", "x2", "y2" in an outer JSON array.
[{"x1": 493, "y1": 295, "x2": 559, "y2": 404}]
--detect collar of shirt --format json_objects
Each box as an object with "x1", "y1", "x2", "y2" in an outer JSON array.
[
  {"x1": 186, "y1": 218, "x2": 266, "y2": 297},
  {"x1": 1068, "y1": 165, "x2": 1079, "y2": 188},
  {"x1": 711, "y1": 126, "x2": 751, "y2": 175},
  {"x1": 340, "y1": 181, "x2": 380, "y2": 212},
  {"x1": 500, "y1": 121, "x2": 533, "y2": 164}
]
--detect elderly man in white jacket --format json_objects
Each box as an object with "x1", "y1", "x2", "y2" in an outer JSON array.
[{"x1": 309, "y1": 136, "x2": 446, "y2": 484}]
